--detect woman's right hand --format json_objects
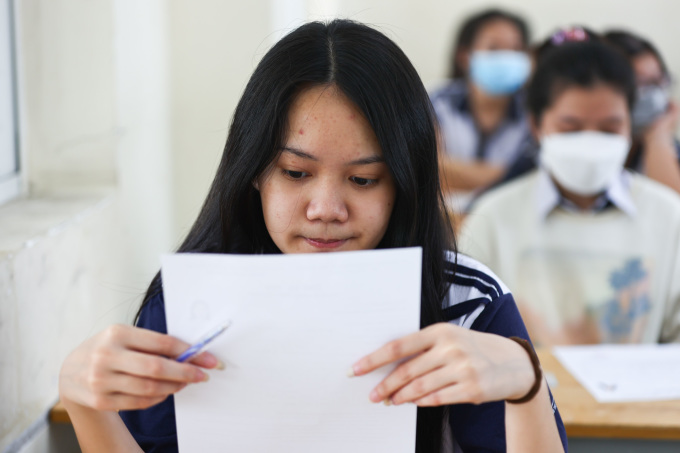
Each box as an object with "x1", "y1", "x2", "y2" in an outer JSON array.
[{"x1": 59, "y1": 324, "x2": 220, "y2": 412}]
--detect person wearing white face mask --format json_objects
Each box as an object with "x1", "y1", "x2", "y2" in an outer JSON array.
[
  {"x1": 495, "y1": 28, "x2": 680, "y2": 196},
  {"x1": 429, "y1": 8, "x2": 532, "y2": 209},
  {"x1": 604, "y1": 30, "x2": 680, "y2": 194},
  {"x1": 460, "y1": 40, "x2": 680, "y2": 347}
]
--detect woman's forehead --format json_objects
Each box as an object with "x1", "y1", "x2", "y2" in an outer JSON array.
[{"x1": 284, "y1": 85, "x2": 381, "y2": 160}]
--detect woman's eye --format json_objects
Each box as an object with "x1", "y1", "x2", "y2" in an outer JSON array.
[
  {"x1": 351, "y1": 176, "x2": 377, "y2": 187},
  {"x1": 283, "y1": 169, "x2": 307, "y2": 180}
]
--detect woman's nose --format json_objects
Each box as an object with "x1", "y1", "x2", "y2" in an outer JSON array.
[{"x1": 305, "y1": 181, "x2": 349, "y2": 223}]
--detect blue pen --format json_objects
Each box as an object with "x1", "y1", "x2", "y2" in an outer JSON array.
[{"x1": 176, "y1": 320, "x2": 232, "y2": 363}]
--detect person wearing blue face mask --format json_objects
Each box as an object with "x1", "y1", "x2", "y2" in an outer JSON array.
[
  {"x1": 460, "y1": 40, "x2": 680, "y2": 347},
  {"x1": 429, "y1": 8, "x2": 532, "y2": 208},
  {"x1": 604, "y1": 30, "x2": 680, "y2": 194}
]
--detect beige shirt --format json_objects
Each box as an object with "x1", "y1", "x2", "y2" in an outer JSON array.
[{"x1": 459, "y1": 170, "x2": 680, "y2": 346}]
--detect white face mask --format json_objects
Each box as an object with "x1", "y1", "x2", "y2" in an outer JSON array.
[{"x1": 540, "y1": 131, "x2": 630, "y2": 196}]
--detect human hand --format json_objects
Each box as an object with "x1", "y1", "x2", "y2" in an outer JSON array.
[
  {"x1": 59, "y1": 324, "x2": 221, "y2": 412},
  {"x1": 643, "y1": 101, "x2": 679, "y2": 148},
  {"x1": 349, "y1": 323, "x2": 535, "y2": 406}
]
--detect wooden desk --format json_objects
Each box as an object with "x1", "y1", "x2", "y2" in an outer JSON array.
[
  {"x1": 537, "y1": 348, "x2": 680, "y2": 440},
  {"x1": 51, "y1": 350, "x2": 680, "y2": 442},
  {"x1": 50, "y1": 401, "x2": 71, "y2": 424}
]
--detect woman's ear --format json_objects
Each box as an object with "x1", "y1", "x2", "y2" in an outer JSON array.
[{"x1": 252, "y1": 179, "x2": 260, "y2": 191}]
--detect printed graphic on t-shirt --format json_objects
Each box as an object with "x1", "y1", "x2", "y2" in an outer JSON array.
[{"x1": 514, "y1": 250, "x2": 652, "y2": 346}]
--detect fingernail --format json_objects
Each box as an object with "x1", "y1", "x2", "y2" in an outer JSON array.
[
  {"x1": 195, "y1": 370, "x2": 209, "y2": 382},
  {"x1": 348, "y1": 364, "x2": 361, "y2": 377},
  {"x1": 215, "y1": 360, "x2": 226, "y2": 370},
  {"x1": 369, "y1": 389, "x2": 380, "y2": 402}
]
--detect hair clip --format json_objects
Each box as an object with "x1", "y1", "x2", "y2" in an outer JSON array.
[{"x1": 550, "y1": 27, "x2": 589, "y2": 45}]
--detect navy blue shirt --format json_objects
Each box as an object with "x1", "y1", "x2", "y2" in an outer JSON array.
[{"x1": 120, "y1": 254, "x2": 568, "y2": 453}]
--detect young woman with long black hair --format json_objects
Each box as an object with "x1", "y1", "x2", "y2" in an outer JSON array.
[{"x1": 59, "y1": 20, "x2": 566, "y2": 453}]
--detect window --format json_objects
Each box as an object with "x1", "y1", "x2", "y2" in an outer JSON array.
[{"x1": 0, "y1": 0, "x2": 19, "y2": 205}]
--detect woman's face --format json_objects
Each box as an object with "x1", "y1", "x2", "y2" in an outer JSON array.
[
  {"x1": 257, "y1": 85, "x2": 396, "y2": 254},
  {"x1": 470, "y1": 19, "x2": 524, "y2": 52},
  {"x1": 535, "y1": 84, "x2": 631, "y2": 138}
]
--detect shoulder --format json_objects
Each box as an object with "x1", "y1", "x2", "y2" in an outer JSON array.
[
  {"x1": 444, "y1": 252, "x2": 510, "y2": 300},
  {"x1": 442, "y1": 252, "x2": 523, "y2": 331},
  {"x1": 467, "y1": 170, "x2": 539, "y2": 221},
  {"x1": 429, "y1": 79, "x2": 466, "y2": 104},
  {"x1": 136, "y1": 289, "x2": 168, "y2": 335},
  {"x1": 630, "y1": 172, "x2": 680, "y2": 210}
]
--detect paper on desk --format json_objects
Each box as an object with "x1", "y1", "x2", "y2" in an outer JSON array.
[
  {"x1": 553, "y1": 344, "x2": 680, "y2": 403},
  {"x1": 161, "y1": 248, "x2": 422, "y2": 453}
]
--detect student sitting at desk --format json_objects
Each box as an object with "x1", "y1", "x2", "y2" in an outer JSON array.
[
  {"x1": 498, "y1": 28, "x2": 680, "y2": 195},
  {"x1": 430, "y1": 8, "x2": 532, "y2": 203},
  {"x1": 460, "y1": 39, "x2": 680, "y2": 347},
  {"x1": 604, "y1": 29, "x2": 680, "y2": 194},
  {"x1": 58, "y1": 20, "x2": 566, "y2": 453}
]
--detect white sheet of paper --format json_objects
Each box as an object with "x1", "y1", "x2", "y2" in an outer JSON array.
[
  {"x1": 161, "y1": 248, "x2": 422, "y2": 452},
  {"x1": 553, "y1": 344, "x2": 680, "y2": 403}
]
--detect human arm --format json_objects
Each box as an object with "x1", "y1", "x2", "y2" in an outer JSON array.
[
  {"x1": 59, "y1": 318, "x2": 220, "y2": 452},
  {"x1": 640, "y1": 101, "x2": 680, "y2": 194},
  {"x1": 439, "y1": 154, "x2": 506, "y2": 192},
  {"x1": 435, "y1": 125, "x2": 505, "y2": 193}
]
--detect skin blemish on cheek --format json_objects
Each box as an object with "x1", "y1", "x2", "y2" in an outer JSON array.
[{"x1": 299, "y1": 128, "x2": 304, "y2": 135}]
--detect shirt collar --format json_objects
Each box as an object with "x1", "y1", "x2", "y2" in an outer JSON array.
[{"x1": 535, "y1": 167, "x2": 637, "y2": 220}]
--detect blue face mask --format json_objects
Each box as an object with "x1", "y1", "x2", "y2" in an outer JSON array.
[{"x1": 469, "y1": 51, "x2": 531, "y2": 96}]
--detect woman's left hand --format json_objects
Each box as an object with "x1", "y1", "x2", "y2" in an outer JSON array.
[{"x1": 350, "y1": 323, "x2": 535, "y2": 406}]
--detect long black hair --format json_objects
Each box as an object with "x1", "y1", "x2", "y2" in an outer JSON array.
[
  {"x1": 448, "y1": 8, "x2": 530, "y2": 79},
  {"x1": 138, "y1": 19, "x2": 455, "y2": 453}
]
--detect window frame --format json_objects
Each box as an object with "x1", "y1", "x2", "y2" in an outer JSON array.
[{"x1": 0, "y1": 0, "x2": 20, "y2": 206}]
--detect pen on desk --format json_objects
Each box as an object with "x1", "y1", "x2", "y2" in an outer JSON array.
[{"x1": 176, "y1": 320, "x2": 232, "y2": 363}]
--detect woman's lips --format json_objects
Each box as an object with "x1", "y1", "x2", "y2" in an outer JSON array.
[{"x1": 304, "y1": 237, "x2": 348, "y2": 249}]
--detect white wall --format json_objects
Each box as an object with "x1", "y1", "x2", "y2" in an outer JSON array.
[
  {"x1": 0, "y1": 0, "x2": 176, "y2": 450},
  {"x1": 168, "y1": 0, "x2": 272, "y2": 237},
  {"x1": 113, "y1": 0, "x2": 175, "y2": 282},
  {"x1": 17, "y1": 0, "x2": 117, "y2": 193},
  {"x1": 332, "y1": 0, "x2": 680, "y2": 86}
]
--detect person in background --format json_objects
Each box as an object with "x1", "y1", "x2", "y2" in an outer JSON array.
[
  {"x1": 491, "y1": 27, "x2": 598, "y2": 187},
  {"x1": 604, "y1": 29, "x2": 680, "y2": 193},
  {"x1": 497, "y1": 28, "x2": 680, "y2": 195},
  {"x1": 459, "y1": 40, "x2": 680, "y2": 347},
  {"x1": 430, "y1": 8, "x2": 532, "y2": 206}
]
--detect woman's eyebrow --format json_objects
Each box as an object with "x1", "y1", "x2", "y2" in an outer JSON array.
[
  {"x1": 601, "y1": 116, "x2": 625, "y2": 124},
  {"x1": 282, "y1": 147, "x2": 385, "y2": 166},
  {"x1": 347, "y1": 155, "x2": 385, "y2": 166},
  {"x1": 558, "y1": 116, "x2": 583, "y2": 125},
  {"x1": 282, "y1": 147, "x2": 318, "y2": 161}
]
